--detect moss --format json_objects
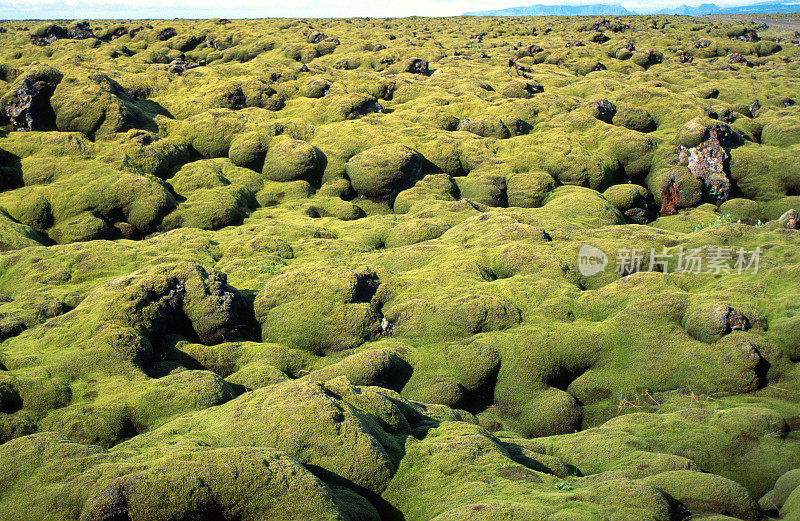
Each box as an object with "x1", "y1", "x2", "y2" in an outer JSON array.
[
  {"x1": 119, "y1": 132, "x2": 191, "y2": 178},
  {"x1": 508, "y1": 387, "x2": 583, "y2": 438},
  {"x1": 0, "y1": 433, "x2": 364, "y2": 521},
  {"x1": 729, "y1": 144, "x2": 800, "y2": 201},
  {"x1": 588, "y1": 479, "x2": 672, "y2": 520},
  {"x1": 324, "y1": 93, "x2": 383, "y2": 122},
  {"x1": 301, "y1": 78, "x2": 332, "y2": 98},
  {"x1": 162, "y1": 185, "x2": 256, "y2": 231},
  {"x1": 384, "y1": 293, "x2": 521, "y2": 340},
  {"x1": 178, "y1": 109, "x2": 248, "y2": 158},
  {"x1": 346, "y1": 144, "x2": 423, "y2": 204},
  {"x1": 50, "y1": 74, "x2": 156, "y2": 139},
  {"x1": 385, "y1": 219, "x2": 451, "y2": 248},
  {"x1": 647, "y1": 166, "x2": 703, "y2": 210},
  {"x1": 642, "y1": 470, "x2": 761, "y2": 521},
  {"x1": 603, "y1": 184, "x2": 648, "y2": 212},
  {"x1": 263, "y1": 136, "x2": 323, "y2": 183},
  {"x1": 0, "y1": 64, "x2": 63, "y2": 131},
  {"x1": 394, "y1": 173, "x2": 459, "y2": 214},
  {"x1": 226, "y1": 360, "x2": 290, "y2": 391},
  {"x1": 119, "y1": 378, "x2": 407, "y2": 495},
  {"x1": 2, "y1": 17, "x2": 800, "y2": 520},
  {"x1": 254, "y1": 265, "x2": 383, "y2": 354},
  {"x1": 761, "y1": 468, "x2": 800, "y2": 514},
  {"x1": 718, "y1": 198, "x2": 763, "y2": 223},
  {"x1": 500, "y1": 79, "x2": 543, "y2": 99},
  {"x1": 0, "y1": 410, "x2": 37, "y2": 443},
  {"x1": 308, "y1": 346, "x2": 413, "y2": 391},
  {"x1": 129, "y1": 370, "x2": 236, "y2": 431},
  {"x1": 505, "y1": 172, "x2": 556, "y2": 209},
  {"x1": 761, "y1": 116, "x2": 800, "y2": 148},
  {"x1": 455, "y1": 174, "x2": 507, "y2": 207},
  {"x1": 0, "y1": 210, "x2": 47, "y2": 251},
  {"x1": 256, "y1": 179, "x2": 314, "y2": 207},
  {"x1": 782, "y1": 484, "x2": 800, "y2": 521},
  {"x1": 228, "y1": 131, "x2": 272, "y2": 170},
  {"x1": 457, "y1": 116, "x2": 511, "y2": 139},
  {"x1": 48, "y1": 211, "x2": 116, "y2": 244}
]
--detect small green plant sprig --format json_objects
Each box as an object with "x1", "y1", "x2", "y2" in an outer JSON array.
[{"x1": 691, "y1": 213, "x2": 737, "y2": 232}]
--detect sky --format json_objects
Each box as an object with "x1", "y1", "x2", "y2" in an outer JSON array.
[{"x1": 0, "y1": 0, "x2": 776, "y2": 20}]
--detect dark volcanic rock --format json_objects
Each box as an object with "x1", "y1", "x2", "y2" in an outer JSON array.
[
  {"x1": 406, "y1": 58, "x2": 430, "y2": 75},
  {"x1": 30, "y1": 24, "x2": 67, "y2": 46},
  {"x1": 156, "y1": 27, "x2": 177, "y2": 41},
  {"x1": 591, "y1": 99, "x2": 617, "y2": 123},
  {"x1": 69, "y1": 21, "x2": 95, "y2": 40},
  {"x1": 1, "y1": 68, "x2": 63, "y2": 131},
  {"x1": 729, "y1": 52, "x2": 752, "y2": 67}
]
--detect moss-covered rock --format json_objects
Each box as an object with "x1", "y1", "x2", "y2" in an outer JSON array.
[
  {"x1": 506, "y1": 171, "x2": 556, "y2": 208},
  {"x1": 262, "y1": 136, "x2": 323, "y2": 183},
  {"x1": 254, "y1": 266, "x2": 383, "y2": 353},
  {"x1": 346, "y1": 144, "x2": 423, "y2": 204},
  {"x1": 642, "y1": 470, "x2": 761, "y2": 521}
]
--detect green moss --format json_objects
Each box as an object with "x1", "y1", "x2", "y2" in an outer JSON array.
[
  {"x1": 642, "y1": 470, "x2": 761, "y2": 521},
  {"x1": 455, "y1": 174, "x2": 507, "y2": 207},
  {"x1": 263, "y1": 136, "x2": 323, "y2": 183},
  {"x1": 500, "y1": 79, "x2": 543, "y2": 99},
  {"x1": 457, "y1": 116, "x2": 511, "y2": 139},
  {"x1": 346, "y1": 144, "x2": 423, "y2": 204},
  {"x1": 0, "y1": 210, "x2": 47, "y2": 251},
  {"x1": 761, "y1": 468, "x2": 800, "y2": 514},
  {"x1": 254, "y1": 265, "x2": 383, "y2": 354},
  {"x1": 48, "y1": 211, "x2": 116, "y2": 244},
  {"x1": 228, "y1": 131, "x2": 272, "y2": 170},
  {"x1": 761, "y1": 116, "x2": 800, "y2": 148}
]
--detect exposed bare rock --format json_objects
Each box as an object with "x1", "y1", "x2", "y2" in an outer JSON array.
[{"x1": 678, "y1": 127, "x2": 732, "y2": 204}]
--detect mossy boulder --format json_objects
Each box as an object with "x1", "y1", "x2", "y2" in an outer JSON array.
[
  {"x1": 307, "y1": 346, "x2": 413, "y2": 390},
  {"x1": 346, "y1": 144, "x2": 423, "y2": 204},
  {"x1": 262, "y1": 137, "x2": 323, "y2": 183},
  {"x1": 603, "y1": 184, "x2": 648, "y2": 212},
  {"x1": 384, "y1": 294, "x2": 521, "y2": 339},
  {"x1": 455, "y1": 174, "x2": 508, "y2": 207},
  {"x1": 228, "y1": 131, "x2": 272, "y2": 170},
  {"x1": 506, "y1": 171, "x2": 556, "y2": 208},
  {"x1": 0, "y1": 65, "x2": 63, "y2": 131},
  {"x1": 761, "y1": 116, "x2": 800, "y2": 148},
  {"x1": 257, "y1": 179, "x2": 314, "y2": 207},
  {"x1": 162, "y1": 185, "x2": 256, "y2": 231},
  {"x1": 254, "y1": 266, "x2": 383, "y2": 353},
  {"x1": 0, "y1": 210, "x2": 47, "y2": 251},
  {"x1": 48, "y1": 211, "x2": 116, "y2": 243},
  {"x1": 0, "y1": 432, "x2": 370, "y2": 521},
  {"x1": 500, "y1": 79, "x2": 543, "y2": 99},
  {"x1": 642, "y1": 470, "x2": 761, "y2": 521},
  {"x1": 457, "y1": 116, "x2": 511, "y2": 139},
  {"x1": 393, "y1": 173, "x2": 459, "y2": 213},
  {"x1": 88, "y1": 261, "x2": 249, "y2": 345},
  {"x1": 684, "y1": 303, "x2": 751, "y2": 344},
  {"x1": 507, "y1": 387, "x2": 583, "y2": 437},
  {"x1": 119, "y1": 132, "x2": 191, "y2": 178},
  {"x1": 385, "y1": 219, "x2": 451, "y2": 248},
  {"x1": 128, "y1": 370, "x2": 236, "y2": 430},
  {"x1": 50, "y1": 74, "x2": 153, "y2": 139},
  {"x1": 761, "y1": 468, "x2": 800, "y2": 515},
  {"x1": 301, "y1": 78, "x2": 332, "y2": 98}
]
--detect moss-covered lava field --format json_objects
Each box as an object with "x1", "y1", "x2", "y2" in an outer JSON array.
[{"x1": 1, "y1": 14, "x2": 800, "y2": 521}]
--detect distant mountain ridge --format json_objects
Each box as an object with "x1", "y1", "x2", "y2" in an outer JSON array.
[{"x1": 464, "y1": 1, "x2": 800, "y2": 16}]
